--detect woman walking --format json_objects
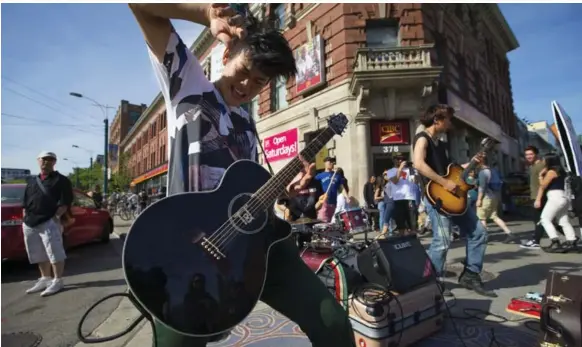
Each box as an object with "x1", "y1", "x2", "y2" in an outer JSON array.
[{"x1": 535, "y1": 153, "x2": 578, "y2": 253}]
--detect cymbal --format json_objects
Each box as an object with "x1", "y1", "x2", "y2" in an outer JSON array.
[{"x1": 290, "y1": 217, "x2": 322, "y2": 225}]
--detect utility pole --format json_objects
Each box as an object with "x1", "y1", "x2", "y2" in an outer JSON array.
[
  {"x1": 104, "y1": 118, "x2": 109, "y2": 197},
  {"x1": 69, "y1": 92, "x2": 114, "y2": 199}
]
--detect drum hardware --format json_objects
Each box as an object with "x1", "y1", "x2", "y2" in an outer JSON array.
[{"x1": 290, "y1": 217, "x2": 323, "y2": 225}]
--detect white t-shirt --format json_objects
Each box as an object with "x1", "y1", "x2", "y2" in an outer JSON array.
[{"x1": 386, "y1": 168, "x2": 415, "y2": 201}]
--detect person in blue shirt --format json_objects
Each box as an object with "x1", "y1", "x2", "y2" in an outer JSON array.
[{"x1": 315, "y1": 157, "x2": 346, "y2": 222}]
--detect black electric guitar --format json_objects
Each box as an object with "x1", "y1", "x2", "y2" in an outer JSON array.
[{"x1": 122, "y1": 113, "x2": 349, "y2": 338}]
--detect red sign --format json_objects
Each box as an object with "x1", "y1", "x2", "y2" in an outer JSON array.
[
  {"x1": 131, "y1": 163, "x2": 168, "y2": 185},
  {"x1": 370, "y1": 120, "x2": 410, "y2": 145},
  {"x1": 263, "y1": 128, "x2": 298, "y2": 162}
]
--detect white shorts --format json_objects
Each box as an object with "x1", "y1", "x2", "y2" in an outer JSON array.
[{"x1": 23, "y1": 218, "x2": 67, "y2": 264}]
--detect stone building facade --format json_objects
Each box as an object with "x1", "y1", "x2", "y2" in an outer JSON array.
[{"x1": 122, "y1": 4, "x2": 521, "y2": 199}]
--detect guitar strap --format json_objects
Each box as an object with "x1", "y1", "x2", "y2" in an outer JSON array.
[{"x1": 250, "y1": 118, "x2": 276, "y2": 176}]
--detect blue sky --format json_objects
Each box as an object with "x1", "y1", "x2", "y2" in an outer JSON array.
[{"x1": 2, "y1": 3, "x2": 581, "y2": 175}]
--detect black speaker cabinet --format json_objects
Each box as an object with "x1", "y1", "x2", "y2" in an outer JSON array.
[{"x1": 357, "y1": 234, "x2": 435, "y2": 294}]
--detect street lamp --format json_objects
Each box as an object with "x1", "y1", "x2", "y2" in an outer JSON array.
[
  {"x1": 63, "y1": 158, "x2": 81, "y2": 188},
  {"x1": 69, "y1": 92, "x2": 115, "y2": 199}
]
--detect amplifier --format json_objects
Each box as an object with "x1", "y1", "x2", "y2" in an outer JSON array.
[
  {"x1": 357, "y1": 235, "x2": 434, "y2": 293},
  {"x1": 540, "y1": 271, "x2": 582, "y2": 347}
]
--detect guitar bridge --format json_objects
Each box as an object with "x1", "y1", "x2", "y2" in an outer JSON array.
[{"x1": 201, "y1": 238, "x2": 226, "y2": 260}]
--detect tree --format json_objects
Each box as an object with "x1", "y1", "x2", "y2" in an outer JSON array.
[
  {"x1": 109, "y1": 151, "x2": 132, "y2": 192},
  {"x1": 68, "y1": 164, "x2": 103, "y2": 191}
]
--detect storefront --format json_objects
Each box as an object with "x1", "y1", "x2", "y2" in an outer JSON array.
[
  {"x1": 369, "y1": 120, "x2": 412, "y2": 177},
  {"x1": 259, "y1": 128, "x2": 300, "y2": 172},
  {"x1": 130, "y1": 163, "x2": 168, "y2": 194}
]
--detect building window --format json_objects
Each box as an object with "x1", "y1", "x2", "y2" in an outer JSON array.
[
  {"x1": 271, "y1": 77, "x2": 288, "y2": 111},
  {"x1": 151, "y1": 152, "x2": 156, "y2": 167},
  {"x1": 366, "y1": 19, "x2": 399, "y2": 48},
  {"x1": 272, "y1": 4, "x2": 286, "y2": 30}
]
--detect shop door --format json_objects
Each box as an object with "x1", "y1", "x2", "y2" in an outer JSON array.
[{"x1": 373, "y1": 154, "x2": 395, "y2": 177}]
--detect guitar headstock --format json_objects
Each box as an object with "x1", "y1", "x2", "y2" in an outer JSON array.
[
  {"x1": 327, "y1": 113, "x2": 349, "y2": 136},
  {"x1": 480, "y1": 137, "x2": 498, "y2": 153}
]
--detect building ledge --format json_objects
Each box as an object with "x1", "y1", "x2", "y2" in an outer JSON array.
[{"x1": 349, "y1": 45, "x2": 443, "y2": 95}]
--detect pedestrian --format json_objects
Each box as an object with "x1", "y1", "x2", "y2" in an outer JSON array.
[
  {"x1": 535, "y1": 153, "x2": 578, "y2": 253},
  {"x1": 89, "y1": 184, "x2": 103, "y2": 209},
  {"x1": 521, "y1": 146, "x2": 564, "y2": 249},
  {"x1": 22, "y1": 151, "x2": 73, "y2": 296},
  {"x1": 476, "y1": 157, "x2": 516, "y2": 243},
  {"x1": 374, "y1": 176, "x2": 386, "y2": 230}
]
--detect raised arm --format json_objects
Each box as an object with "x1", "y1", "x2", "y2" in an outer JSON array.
[{"x1": 129, "y1": 4, "x2": 246, "y2": 63}]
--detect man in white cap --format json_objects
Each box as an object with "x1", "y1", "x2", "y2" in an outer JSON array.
[{"x1": 22, "y1": 151, "x2": 73, "y2": 296}]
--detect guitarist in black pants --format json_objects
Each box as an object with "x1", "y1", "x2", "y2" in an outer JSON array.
[
  {"x1": 129, "y1": 3, "x2": 355, "y2": 347},
  {"x1": 412, "y1": 104, "x2": 496, "y2": 298}
]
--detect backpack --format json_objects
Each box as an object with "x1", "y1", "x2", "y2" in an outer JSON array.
[{"x1": 487, "y1": 168, "x2": 503, "y2": 193}]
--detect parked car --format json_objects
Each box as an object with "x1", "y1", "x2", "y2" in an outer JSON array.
[{"x1": 1, "y1": 183, "x2": 114, "y2": 261}]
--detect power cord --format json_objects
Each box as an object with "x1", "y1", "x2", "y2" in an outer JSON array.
[
  {"x1": 427, "y1": 199, "x2": 540, "y2": 347},
  {"x1": 77, "y1": 292, "x2": 148, "y2": 344}
]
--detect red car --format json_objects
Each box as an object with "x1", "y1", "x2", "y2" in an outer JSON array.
[{"x1": 1, "y1": 183, "x2": 114, "y2": 261}]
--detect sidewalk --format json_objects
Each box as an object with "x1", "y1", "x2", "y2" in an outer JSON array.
[{"x1": 79, "y1": 219, "x2": 581, "y2": 347}]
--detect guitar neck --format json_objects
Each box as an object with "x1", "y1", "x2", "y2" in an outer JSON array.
[{"x1": 254, "y1": 127, "x2": 336, "y2": 209}]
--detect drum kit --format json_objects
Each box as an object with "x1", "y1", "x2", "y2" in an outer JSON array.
[{"x1": 290, "y1": 207, "x2": 375, "y2": 272}]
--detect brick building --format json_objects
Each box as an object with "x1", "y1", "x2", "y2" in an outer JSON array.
[
  {"x1": 122, "y1": 3, "x2": 521, "y2": 199},
  {"x1": 109, "y1": 100, "x2": 147, "y2": 173}
]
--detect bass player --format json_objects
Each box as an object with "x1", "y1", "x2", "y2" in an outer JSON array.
[
  {"x1": 412, "y1": 104, "x2": 496, "y2": 298},
  {"x1": 128, "y1": 3, "x2": 355, "y2": 346}
]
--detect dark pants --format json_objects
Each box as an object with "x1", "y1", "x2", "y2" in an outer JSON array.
[
  {"x1": 153, "y1": 238, "x2": 355, "y2": 347},
  {"x1": 393, "y1": 199, "x2": 418, "y2": 231}
]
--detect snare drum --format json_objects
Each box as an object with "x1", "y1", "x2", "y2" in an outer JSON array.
[{"x1": 337, "y1": 208, "x2": 369, "y2": 234}]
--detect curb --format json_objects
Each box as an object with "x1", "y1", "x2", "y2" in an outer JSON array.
[{"x1": 74, "y1": 297, "x2": 146, "y2": 347}]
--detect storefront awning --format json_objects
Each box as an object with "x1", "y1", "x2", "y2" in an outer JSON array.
[{"x1": 130, "y1": 163, "x2": 168, "y2": 186}]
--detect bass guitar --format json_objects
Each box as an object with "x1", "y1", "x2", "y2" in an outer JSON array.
[
  {"x1": 122, "y1": 113, "x2": 349, "y2": 338},
  {"x1": 425, "y1": 137, "x2": 497, "y2": 216}
]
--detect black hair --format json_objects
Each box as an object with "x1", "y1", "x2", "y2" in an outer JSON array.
[
  {"x1": 420, "y1": 104, "x2": 455, "y2": 127},
  {"x1": 231, "y1": 6, "x2": 297, "y2": 81},
  {"x1": 544, "y1": 152, "x2": 564, "y2": 174},
  {"x1": 524, "y1": 145, "x2": 539, "y2": 155}
]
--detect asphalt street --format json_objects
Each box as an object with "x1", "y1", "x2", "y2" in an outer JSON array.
[{"x1": 1, "y1": 230, "x2": 127, "y2": 347}]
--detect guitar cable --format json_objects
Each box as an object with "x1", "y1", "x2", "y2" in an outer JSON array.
[{"x1": 428, "y1": 198, "x2": 540, "y2": 347}]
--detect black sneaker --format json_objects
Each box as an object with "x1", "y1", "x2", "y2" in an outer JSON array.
[
  {"x1": 520, "y1": 240, "x2": 541, "y2": 250},
  {"x1": 555, "y1": 240, "x2": 580, "y2": 254},
  {"x1": 458, "y1": 270, "x2": 498, "y2": 298},
  {"x1": 542, "y1": 238, "x2": 563, "y2": 253},
  {"x1": 502, "y1": 233, "x2": 518, "y2": 244}
]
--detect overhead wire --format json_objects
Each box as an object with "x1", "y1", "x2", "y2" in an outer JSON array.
[
  {"x1": 2, "y1": 113, "x2": 102, "y2": 136},
  {"x1": 1, "y1": 78, "x2": 104, "y2": 125}
]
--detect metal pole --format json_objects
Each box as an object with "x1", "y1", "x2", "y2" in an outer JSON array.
[
  {"x1": 75, "y1": 167, "x2": 80, "y2": 188},
  {"x1": 104, "y1": 117, "x2": 109, "y2": 198},
  {"x1": 90, "y1": 156, "x2": 93, "y2": 188}
]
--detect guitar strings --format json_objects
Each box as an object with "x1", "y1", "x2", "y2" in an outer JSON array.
[
  {"x1": 206, "y1": 134, "x2": 328, "y2": 251},
  {"x1": 210, "y1": 144, "x2": 317, "y2": 249}
]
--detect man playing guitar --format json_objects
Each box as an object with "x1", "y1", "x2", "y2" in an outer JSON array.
[
  {"x1": 412, "y1": 104, "x2": 496, "y2": 298},
  {"x1": 129, "y1": 3, "x2": 355, "y2": 346}
]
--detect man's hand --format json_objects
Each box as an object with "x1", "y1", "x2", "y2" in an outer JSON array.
[
  {"x1": 208, "y1": 4, "x2": 247, "y2": 48},
  {"x1": 443, "y1": 179, "x2": 457, "y2": 193},
  {"x1": 534, "y1": 199, "x2": 542, "y2": 209},
  {"x1": 398, "y1": 161, "x2": 406, "y2": 170},
  {"x1": 476, "y1": 199, "x2": 483, "y2": 208}
]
